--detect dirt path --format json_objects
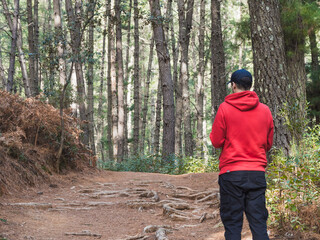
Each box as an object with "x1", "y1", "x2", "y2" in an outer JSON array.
[{"x1": 0, "y1": 170, "x2": 255, "y2": 240}]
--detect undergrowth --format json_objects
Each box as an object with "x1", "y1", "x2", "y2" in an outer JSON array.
[
  {"x1": 266, "y1": 124, "x2": 320, "y2": 234},
  {"x1": 99, "y1": 154, "x2": 219, "y2": 175}
]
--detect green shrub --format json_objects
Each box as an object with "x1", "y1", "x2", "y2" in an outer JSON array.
[
  {"x1": 266, "y1": 125, "x2": 320, "y2": 232},
  {"x1": 99, "y1": 153, "x2": 220, "y2": 175}
]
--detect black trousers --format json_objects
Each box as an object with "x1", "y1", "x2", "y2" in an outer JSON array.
[{"x1": 218, "y1": 171, "x2": 269, "y2": 240}]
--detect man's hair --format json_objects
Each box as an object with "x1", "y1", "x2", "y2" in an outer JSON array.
[{"x1": 235, "y1": 76, "x2": 252, "y2": 90}]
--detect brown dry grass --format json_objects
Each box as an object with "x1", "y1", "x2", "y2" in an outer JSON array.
[{"x1": 0, "y1": 90, "x2": 94, "y2": 195}]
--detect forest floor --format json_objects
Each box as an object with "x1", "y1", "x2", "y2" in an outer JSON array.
[{"x1": 0, "y1": 170, "x2": 267, "y2": 240}]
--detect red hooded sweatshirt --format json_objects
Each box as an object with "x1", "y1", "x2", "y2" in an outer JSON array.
[{"x1": 210, "y1": 91, "x2": 274, "y2": 175}]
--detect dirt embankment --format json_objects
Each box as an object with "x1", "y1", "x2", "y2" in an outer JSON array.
[{"x1": 0, "y1": 90, "x2": 94, "y2": 196}]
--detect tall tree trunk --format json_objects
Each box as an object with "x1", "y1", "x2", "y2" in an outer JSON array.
[
  {"x1": 47, "y1": 0, "x2": 55, "y2": 94},
  {"x1": 53, "y1": 0, "x2": 67, "y2": 89},
  {"x1": 154, "y1": 77, "x2": 162, "y2": 155},
  {"x1": 34, "y1": 0, "x2": 39, "y2": 95},
  {"x1": 307, "y1": 28, "x2": 320, "y2": 124},
  {"x1": 309, "y1": 28, "x2": 319, "y2": 81},
  {"x1": 6, "y1": 0, "x2": 19, "y2": 93},
  {"x1": 87, "y1": 0, "x2": 96, "y2": 155},
  {"x1": 140, "y1": 35, "x2": 154, "y2": 155},
  {"x1": 248, "y1": 0, "x2": 291, "y2": 154},
  {"x1": 282, "y1": 12, "x2": 307, "y2": 144},
  {"x1": 177, "y1": 0, "x2": 194, "y2": 157},
  {"x1": 65, "y1": 0, "x2": 89, "y2": 146},
  {"x1": 115, "y1": 0, "x2": 125, "y2": 162},
  {"x1": 107, "y1": 0, "x2": 113, "y2": 160},
  {"x1": 27, "y1": 0, "x2": 36, "y2": 95},
  {"x1": 124, "y1": 0, "x2": 132, "y2": 158},
  {"x1": 0, "y1": 39, "x2": 5, "y2": 88},
  {"x1": 196, "y1": 0, "x2": 205, "y2": 157},
  {"x1": 149, "y1": 0, "x2": 175, "y2": 160},
  {"x1": 133, "y1": 0, "x2": 140, "y2": 156},
  {"x1": 211, "y1": 0, "x2": 226, "y2": 118},
  {"x1": 166, "y1": 0, "x2": 181, "y2": 156},
  {"x1": 108, "y1": 0, "x2": 118, "y2": 160},
  {"x1": 97, "y1": 8, "x2": 108, "y2": 162}
]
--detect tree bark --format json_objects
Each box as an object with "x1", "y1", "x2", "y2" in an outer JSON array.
[
  {"x1": 87, "y1": 0, "x2": 96, "y2": 155},
  {"x1": 149, "y1": 0, "x2": 175, "y2": 160},
  {"x1": 107, "y1": 0, "x2": 113, "y2": 160},
  {"x1": 309, "y1": 28, "x2": 319, "y2": 79},
  {"x1": 282, "y1": 10, "x2": 307, "y2": 143},
  {"x1": 140, "y1": 35, "x2": 154, "y2": 155},
  {"x1": 0, "y1": 39, "x2": 5, "y2": 89},
  {"x1": 115, "y1": 0, "x2": 125, "y2": 162},
  {"x1": 166, "y1": 0, "x2": 181, "y2": 156},
  {"x1": 133, "y1": 0, "x2": 140, "y2": 156},
  {"x1": 97, "y1": 7, "x2": 108, "y2": 162},
  {"x1": 65, "y1": 0, "x2": 89, "y2": 146},
  {"x1": 108, "y1": 0, "x2": 118, "y2": 160},
  {"x1": 124, "y1": 0, "x2": 133, "y2": 158},
  {"x1": 34, "y1": 0, "x2": 39, "y2": 95},
  {"x1": 196, "y1": 0, "x2": 205, "y2": 157},
  {"x1": 53, "y1": 0, "x2": 67, "y2": 91},
  {"x1": 211, "y1": 0, "x2": 226, "y2": 118},
  {"x1": 47, "y1": 0, "x2": 55, "y2": 94},
  {"x1": 27, "y1": 0, "x2": 36, "y2": 95},
  {"x1": 177, "y1": 0, "x2": 194, "y2": 157},
  {"x1": 248, "y1": 0, "x2": 291, "y2": 154},
  {"x1": 307, "y1": 27, "x2": 320, "y2": 124},
  {"x1": 154, "y1": 77, "x2": 162, "y2": 155}
]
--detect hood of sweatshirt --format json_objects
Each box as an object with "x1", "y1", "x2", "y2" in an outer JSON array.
[{"x1": 225, "y1": 91, "x2": 259, "y2": 111}]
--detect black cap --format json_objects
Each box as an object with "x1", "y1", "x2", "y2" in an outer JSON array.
[{"x1": 227, "y1": 69, "x2": 253, "y2": 86}]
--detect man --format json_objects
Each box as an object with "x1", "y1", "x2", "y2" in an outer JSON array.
[{"x1": 210, "y1": 69, "x2": 274, "y2": 240}]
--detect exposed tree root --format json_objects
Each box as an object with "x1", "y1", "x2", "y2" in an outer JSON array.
[
  {"x1": 65, "y1": 230, "x2": 102, "y2": 238},
  {"x1": 156, "y1": 228, "x2": 169, "y2": 240}
]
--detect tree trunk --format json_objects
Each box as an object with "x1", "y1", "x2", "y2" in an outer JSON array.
[
  {"x1": 34, "y1": 0, "x2": 39, "y2": 95},
  {"x1": 196, "y1": 0, "x2": 205, "y2": 157},
  {"x1": 133, "y1": 0, "x2": 140, "y2": 156},
  {"x1": 124, "y1": 0, "x2": 132, "y2": 158},
  {"x1": 0, "y1": 39, "x2": 6, "y2": 89},
  {"x1": 6, "y1": 0, "x2": 19, "y2": 93},
  {"x1": 211, "y1": 0, "x2": 226, "y2": 118},
  {"x1": 177, "y1": 0, "x2": 194, "y2": 157},
  {"x1": 309, "y1": 28, "x2": 319, "y2": 79},
  {"x1": 47, "y1": 0, "x2": 55, "y2": 94},
  {"x1": 307, "y1": 27, "x2": 319, "y2": 125},
  {"x1": 166, "y1": 0, "x2": 181, "y2": 156},
  {"x1": 107, "y1": 0, "x2": 113, "y2": 160},
  {"x1": 115, "y1": 0, "x2": 125, "y2": 162},
  {"x1": 87, "y1": 0, "x2": 96, "y2": 155},
  {"x1": 97, "y1": 7, "x2": 108, "y2": 162},
  {"x1": 53, "y1": 0, "x2": 67, "y2": 90},
  {"x1": 149, "y1": 0, "x2": 175, "y2": 160},
  {"x1": 248, "y1": 0, "x2": 291, "y2": 154},
  {"x1": 140, "y1": 35, "x2": 154, "y2": 155},
  {"x1": 154, "y1": 77, "x2": 162, "y2": 155},
  {"x1": 65, "y1": 0, "x2": 89, "y2": 146},
  {"x1": 282, "y1": 11, "x2": 307, "y2": 144},
  {"x1": 108, "y1": 0, "x2": 118, "y2": 160},
  {"x1": 27, "y1": 0, "x2": 36, "y2": 95}
]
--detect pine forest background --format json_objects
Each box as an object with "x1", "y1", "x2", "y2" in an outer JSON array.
[{"x1": 0, "y1": 0, "x2": 319, "y2": 165}]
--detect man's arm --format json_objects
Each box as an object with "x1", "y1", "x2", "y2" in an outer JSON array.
[
  {"x1": 267, "y1": 111, "x2": 274, "y2": 151},
  {"x1": 210, "y1": 105, "x2": 226, "y2": 148}
]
